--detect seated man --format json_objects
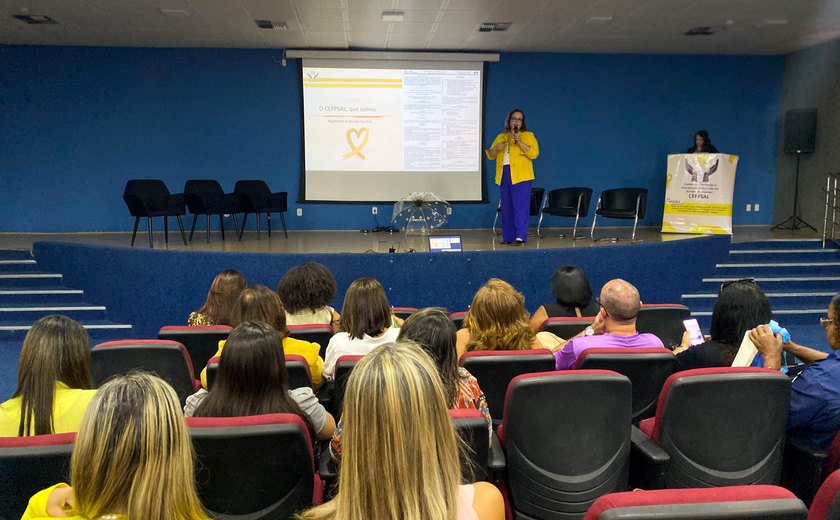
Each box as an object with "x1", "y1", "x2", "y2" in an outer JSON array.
[
  {"x1": 750, "y1": 293, "x2": 840, "y2": 450},
  {"x1": 554, "y1": 278, "x2": 663, "y2": 370}
]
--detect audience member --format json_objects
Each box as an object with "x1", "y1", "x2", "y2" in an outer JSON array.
[
  {"x1": 200, "y1": 285, "x2": 324, "y2": 388},
  {"x1": 1, "y1": 315, "x2": 95, "y2": 437},
  {"x1": 187, "y1": 321, "x2": 335, "y2": 440},
  {"x1": 297, "y1": 342, "x2": 504, "y2": 520},
  {"x1": 21, "y1": 372, "x2": 209, "y2": 520},
  {"x1": 751, "y1": 293, "x2": 840, "y2": 450},
  {"x1": 187, "y1": 269, "x2": 246, "y2": 326},
  {"x1": 529, "y1": 265, "x2": 600, "y2": 331},
  {"x1": 457, "y1": 278, "x2": 544, "y2": 357},
  {"x1": 554, "y1": 279, "x2": 663, "y2": 370},
  {"x1": 673, "y1": 279, "x2": 771, "y2": 370},
  {"x1": 323, "y1": 277, "x2": 400, "y2": 379},
  {"x1": 277, "y1": 262, "x2": 341, "y2": 328},
  {"x1": 330, "y1": 308, "x2": 491, "y2": 459}
]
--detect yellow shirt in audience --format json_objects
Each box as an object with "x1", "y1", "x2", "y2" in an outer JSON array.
[
  {"x1": 0, "y1": 382, "x2": 97, "y2": 437},
  {"x1": 200, "y1": 336, "x2": 324, "y2": 389}
]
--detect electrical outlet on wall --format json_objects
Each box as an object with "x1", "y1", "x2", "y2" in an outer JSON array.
[
  {"x1": 296, "y1": 208, "x2": 303, "y2": 217},
  {"x1": 746, "y1": 204, "x2": 752, "y2": 212},
  {"x1": 372, "y1": 207, "x2": 378, "y2": 215},
  {"x1": 754, "y1": 204, "x2": 760, "y2": 212},
  {"x1": 446, "y1": 207, "x2": 452, "y2": 215}
]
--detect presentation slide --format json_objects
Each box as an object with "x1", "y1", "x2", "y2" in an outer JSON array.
[{"x1": 300, "y1": 59, "x2": 485, "y2": 202}]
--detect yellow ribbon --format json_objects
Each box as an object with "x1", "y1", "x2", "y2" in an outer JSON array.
[{"x1": 343, "y1": 128, "x2": 370, "y2": 160}]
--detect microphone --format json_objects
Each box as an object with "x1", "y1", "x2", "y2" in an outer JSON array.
[{"x1": 513, "y1": 125, "x2": 519, "y2": 144}]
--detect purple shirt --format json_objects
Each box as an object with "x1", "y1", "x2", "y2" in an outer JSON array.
[{"x1": 555, "y1": 332, "x2": 664, "y2": 370}]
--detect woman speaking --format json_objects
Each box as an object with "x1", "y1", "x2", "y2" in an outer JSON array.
[{"x1": 486, "y1": 108, "x2": 539, "y2": 245}]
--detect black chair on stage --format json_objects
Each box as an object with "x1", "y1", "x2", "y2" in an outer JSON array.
[
  {"x1": 234, "y1": 180, "x2": 289, "y2": 239},
  {"x1": 184, "y1": 180, "x2": 242, "y2": 242},
  {"x1": 537, "y1": 187, "x2": 593, "y2": 239},
  {"x1": 591, "y1": 188, "x2": 648, "y2": 242},
  {"x1": 122, "y1": 179, "x2": 188, "y2": 248},
  {"x1": 493, "y1": 187, "x2": 545, "y2": 235}
]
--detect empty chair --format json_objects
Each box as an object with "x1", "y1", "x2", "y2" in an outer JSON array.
[
  {"x1": 635, "y1": 304, "x2": 692, "y2": 349},
  {"x1": 449, "y1": 311, "x2": 467, "y2": 330},
  {"x1": 590, "y1": 188, "x2": 648, "y2": 242},
  {"x1": 537, "y1": 187, "x2": 593, "y2": 239},
  {"x1": 450, "y1": 408, "x2": 492, "y2": 482},
  {"x1": 158, "y1": 325, "x2": 232, "y2": 379},
  {"x1": 187, "y1": 413, "x2": 321, "y2": 519},
  {"x1": 539, "y1": 316, "x2": 595, "y2": 339},
  {"x1": 811, "y1": 469, "x2": 840, "y2": 520},
  {"x1": 392, "y1": 306, "x2": 418, "y2": 320},
  {"x1": 184, "y1": 179, "x2": 242, "y2": 242},
  {"x1": 205, "y1": 354, "x2": 312, "y2": 391},
  {"x1": 585, "y1": 485, "x2": 808, "y2": 520},
  {"x1": 0, "y1": 432, "x2": 76, "y2": 519},
  {"x1": 459, "y1": 349, "x2": 555, "y2": 426},
  {"x1": 234, "y1": 180, "x2": 289, "y2": 239},
  {"x1": 122, "y1": 179, "x2": 188, "y2": 247},
  {"x1": 493, "y1": 187, "x2": 545, "y2": 235},
  {"x1": 287, "y1": 324, "x2": 333, "y2": 360},
  {"x1": 574, "y1": 347, "x2": 676, "y2": 423},
  {"x1": 782, "y1": 429, "x2": 840, "y2": 506},
  {"x1": 500, "y1": 370, "x2": 632, "y2": 518},
  {"x1": 632, "y1": 367, "x2": 791, "y2": 489},
  {"x1": 91, "y1": 340, "x2": 198, "y2": 404}
]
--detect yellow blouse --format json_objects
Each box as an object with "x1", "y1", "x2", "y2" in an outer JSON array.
[
  {"x1": 0, "y1": 383, "x2": 97, "y2": 437},
  {"x1": 21, "y1": 483, "x2": 128, "y2": 520},
  {"x1": 200, "y1": 336, "x2": 324, "y2": 389},
  {"x1": 485, "y1": 130, "x2": 540, "y2": 185}
]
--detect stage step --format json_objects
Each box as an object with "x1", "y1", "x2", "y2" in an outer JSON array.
[
  {"x1": 684, "y1": 239, "x2": 837, "y2": 353},
  {"x1": 0, "y1": 250, "x2": 34, "y2": 261},
  {"x1": 0, "y1": 286, "x2": 86, "y2": 304},
  {"x1": 0, "y1": 272, "x2": 64, "y2": 288},
  {"x1": 0, "y1": 302, "x2": 109, "y2": 322},
  {"x1": 0, "y1": 320, "x2": 133, "y2": 341}
]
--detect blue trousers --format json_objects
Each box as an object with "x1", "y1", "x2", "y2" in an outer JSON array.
[{"x1": 500, "y1": 166, "x2": 532, "y2": 243}]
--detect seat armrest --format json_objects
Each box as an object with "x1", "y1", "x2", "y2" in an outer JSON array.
[
  {"x1": 781, "y1": 437, "x2": 829, "y2": 505},
  {"x1": 629, "y1": 425, "x2": 669, "y2": 489},
  {"x1": 317, "y1": 441, "x2": 339, "y2": 500},
  {"x1": 487, "y1": 432, "x2": 506, "y2": 472}
]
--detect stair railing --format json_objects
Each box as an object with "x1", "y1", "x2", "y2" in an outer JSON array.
[{"x1": 822, "y1": 173, "x2": 840, "y2": 248}]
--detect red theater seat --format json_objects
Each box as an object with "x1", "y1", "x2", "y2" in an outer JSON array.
[
  {"x1": 91, "y1": 339, "x2": 198, "y2": 404},
  {"x1": 538, "y1": 316, "x2": 595, "y2": 338},
  {"x1": 811, "y1": 469, "x2": 840, "y2": 520},
  {"x1": 459, "y1": 349, "x2": 555, "y2": 426},
  {"x1": 186, "y1": 413, "x2": 321, "y2": 519},
  {"x1": 205, "y1": 354, "x2": 312, "y2": 391},
  {"x1": 158, "y1": 325, "x2": 232, "y2": 379},
  {"x1": 783, "y1": 429, "x2": 840, "y2": 506},
  {"x1": 585, "y1": 485, "x2": 807, "y2": 519},
  {"x1": 499, "y1": 370, "x2": 631, "y2": 519},
  {"x1": 286, "y1": 324, "x2": 333, "y2": 360},
  {"x1": 635, "y1": 304, "x2": 692, "y2": 349},
  {"x1": 574, "y1": 347, "x2": 675, "y2": 423},
  {"x1": 632, "y1": 367, "x2": 790, "y2": 489},
  {"x1": 0, "y1": 432, "x2": 76, "y2": 520}
]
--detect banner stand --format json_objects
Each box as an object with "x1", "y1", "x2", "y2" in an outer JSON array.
[{"x1": 662, "y1": 153, "x2": 739, "y2": 235}]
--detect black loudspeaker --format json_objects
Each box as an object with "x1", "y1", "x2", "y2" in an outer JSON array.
[{"x1": 783, "y1": 108, "x2": 817, "y2": 154}]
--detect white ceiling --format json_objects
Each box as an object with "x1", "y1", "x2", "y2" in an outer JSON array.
[{"x1": 2, "y1": 0, "x2": 840, "y2": 55}]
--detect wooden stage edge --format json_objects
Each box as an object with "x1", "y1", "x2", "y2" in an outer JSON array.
[{"x1": 0, "y1": 226, "x2": 824, "y2": 255}]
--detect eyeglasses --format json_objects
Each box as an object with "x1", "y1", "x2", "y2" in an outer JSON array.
[
  {"x1": 821, "y1": 316, "x2": 836, "y2": 329},
  {"x1": 719, "y1": 278, "x2": 757, "y2": 295},
  {"x1": 510, "y1": 116, "x2": 523, "y2": 121},
  {"x1": 595, "y1": 296, "x2": 602, "y2": 307}
]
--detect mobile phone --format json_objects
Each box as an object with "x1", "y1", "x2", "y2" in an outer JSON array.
[{"x1": 683, "y1": 319, "x2": 704, "y2": 346}]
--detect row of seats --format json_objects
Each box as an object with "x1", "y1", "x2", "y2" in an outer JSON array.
[
  {"x1": 494, "y1": 187, "x2": 649, "y2": 242},
  {"x1": 4, "y1": 369, "x2": 840, "y2": 519},
  {"x1": 122, "y1": 179, "x2": 289, "y2": 247}
]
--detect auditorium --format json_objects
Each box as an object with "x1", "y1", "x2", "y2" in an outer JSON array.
[{"x1": 2, "y1": 0, "x2": 840, "y2": 518}]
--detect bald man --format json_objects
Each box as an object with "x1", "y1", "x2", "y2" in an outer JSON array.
[{"x1": 555, "y1": 279, "x2": 664, "y2": 370}]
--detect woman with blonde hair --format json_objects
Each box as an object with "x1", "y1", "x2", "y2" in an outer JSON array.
[
  {"x1": 21, "y1": 372, "x2": 210, "y2": 520},
  {"x1": 322, "y1": 277, "x2": 401, "y2": 380},
  {"x1": 200, "y1": 285, "x2": 325, "y2": 388},
  {"x1": 187, "y1": 269, "x2": 247, "y2": 326},
  {"x1": 456, "y1": 278, "x2": 544, "y2": 357},
  {"x1": 0, "y1": 315, "x2": 95, "y2": 436},
  {"x1": 298, "y1": 342, "x2": 504, "y2": 520}
]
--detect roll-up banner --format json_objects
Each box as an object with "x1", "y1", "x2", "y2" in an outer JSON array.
[{"x1": 662, "y1": 153, "x2": 739, "y2": 235}]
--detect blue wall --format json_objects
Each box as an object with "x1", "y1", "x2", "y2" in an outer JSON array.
[
  {"x1": 0, "y1": 45, "x2": 783, "y2": 232},
  {"x1": 33, "y1": 235, "x2": 730, "y2": 338}
]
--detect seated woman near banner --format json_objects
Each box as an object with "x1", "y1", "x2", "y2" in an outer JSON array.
[{"x1": 687, "y1": 129, "x2": 719, "y2": 153}]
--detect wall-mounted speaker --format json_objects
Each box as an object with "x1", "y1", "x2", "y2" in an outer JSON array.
[{"x1": 783, "y1": 108, "x2": 817, "y2": 154}]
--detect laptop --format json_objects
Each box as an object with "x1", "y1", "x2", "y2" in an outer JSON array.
[{"x1": 428, "y1": 235, "x2": 462, "y2": 253}]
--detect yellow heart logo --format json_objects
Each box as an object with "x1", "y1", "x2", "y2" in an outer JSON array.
[{"x1": 344, "y1": 128, "x2": 370, "y2": 160}]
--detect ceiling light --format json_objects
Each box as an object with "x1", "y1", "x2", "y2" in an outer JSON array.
[
  {"x1": 478, "y1": 22, "x2": 511, "y2": 32},
  {"x1": 255, "y1": 20, "x2": 287, "y2": 30},
  {"x1": 381, "y1": 11, "x2": 405, "y2": 22}
]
